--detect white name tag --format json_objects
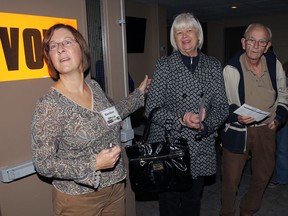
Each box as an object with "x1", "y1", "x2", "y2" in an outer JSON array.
[{"x1": 100, "y1": 106, "x2": 122, "y2": 126}]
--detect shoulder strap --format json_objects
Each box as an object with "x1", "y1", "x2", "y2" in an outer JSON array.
[{"x1": 142, "y1": 107, "x2": 161, "y2": 142}]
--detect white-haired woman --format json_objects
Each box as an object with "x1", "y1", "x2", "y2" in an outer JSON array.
[{"x1": 145, "y1": 13, "x2": 229, "y2": 216}]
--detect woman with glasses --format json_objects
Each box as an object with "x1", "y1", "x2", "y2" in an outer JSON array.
[{"x1": 31, "y1": 23, "x2": 150, "y2": 216}]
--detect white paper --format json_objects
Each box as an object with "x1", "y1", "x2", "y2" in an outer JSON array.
[{"x1": 233, "y1": 104, "x2": 270, "y2": 122}]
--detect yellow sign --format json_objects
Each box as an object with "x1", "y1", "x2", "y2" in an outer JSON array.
[{"x1": 0, "y1": 12, "x2": 77, "y2": 82}]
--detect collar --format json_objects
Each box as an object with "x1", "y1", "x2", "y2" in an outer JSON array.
[
  {"x1": 240, "y1": 54, "x2": 268, "y2": 76},
  {"x1": 179, "y1": 52, "x2": 200, "y2": 72}
]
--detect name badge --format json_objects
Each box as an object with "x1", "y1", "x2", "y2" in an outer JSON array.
[{"x1": 100, "y1": 106, "x2": 122, "y2": 126}]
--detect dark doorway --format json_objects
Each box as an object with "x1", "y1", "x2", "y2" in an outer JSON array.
[{"x1": 224, "y1": 26, "x2": 247, "y2": 64}]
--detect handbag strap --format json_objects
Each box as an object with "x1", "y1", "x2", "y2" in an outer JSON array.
[
  {"x1": 142, "y1": 107, "x2": 187, "y2": 146},
  {"x1": 142, "y1": 107, "x2": 161, "y2": 142}
]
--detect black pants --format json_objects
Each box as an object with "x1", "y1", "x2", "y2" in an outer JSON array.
[{"x1": 158, "y1": 176, "x2": 205, "y2": 216}]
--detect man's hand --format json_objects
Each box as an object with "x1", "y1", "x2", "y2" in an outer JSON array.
[
  {"x1": 237, "y1": 115, "x2": 255, "y2": 124},
  {"x1": 268, "y1": 120, "x2": 279, "y2": 130}
]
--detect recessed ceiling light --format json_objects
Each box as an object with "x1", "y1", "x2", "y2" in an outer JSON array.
[{"x1": 231, "y1": 5, "x2": 238, "y2": 9}]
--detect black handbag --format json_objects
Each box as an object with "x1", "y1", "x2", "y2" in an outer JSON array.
[{"x1": 125, "y1": 107, "x2": 192, "y2": 193}]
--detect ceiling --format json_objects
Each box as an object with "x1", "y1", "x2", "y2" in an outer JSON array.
[{"x1": 130, "y1": 0, "x2": 288, "y2": 23}]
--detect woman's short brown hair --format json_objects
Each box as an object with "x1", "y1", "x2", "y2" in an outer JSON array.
[{"x1": 42, "y1": 23, "x2": 90, "y2": 81}]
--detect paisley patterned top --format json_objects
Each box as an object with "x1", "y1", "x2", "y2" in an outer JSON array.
[
  {"x1": 32, "y1": 79, "x2": 144, "y2": 195},
  {"x1": 145, "y1": 51, "x2": 229, "y2": 179}
]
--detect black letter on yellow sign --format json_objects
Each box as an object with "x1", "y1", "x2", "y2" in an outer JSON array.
[
  {"x1": 0, "y1": 27, "x2": 19, "y2": 70},
  {"x1": 23, "y1": 28, "x2": 44, "y2": 69}
]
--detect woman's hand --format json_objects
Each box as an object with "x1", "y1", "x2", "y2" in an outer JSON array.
[
  {"x1": 95, "y1": 144, "x2": 121, "y2": 170},
  {"x1": 138, "y1": 75, "x2": 151, "y2": 94},
  {"x1": 181, "y1": 109, "x2": 206, "y2": 129}
]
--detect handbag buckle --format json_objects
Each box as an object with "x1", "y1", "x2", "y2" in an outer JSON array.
[
  {"x1": 152, "y1": 161, "x2": 164, "y2": 171},
  {"x1": 139, "y1": 160, "x2": 146, "y2": 166}
]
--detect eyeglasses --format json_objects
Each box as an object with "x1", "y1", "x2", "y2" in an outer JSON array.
[
  {"x1": 48, "y1": 38, "x2": 77, "y2": 52},
  {"x1": 245, "y1": 38, "x2": 269, "y2": 47}
]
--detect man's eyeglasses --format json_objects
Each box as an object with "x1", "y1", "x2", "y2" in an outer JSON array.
[
  {"x1": 48, "y1": 38, "x2": 77, "y2": 52},
  {"x1": 245, "y1": 38, "x2": 269, "y2": 47}
]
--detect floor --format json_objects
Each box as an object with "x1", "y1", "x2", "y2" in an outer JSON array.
[{"x1": 135, "y1": 147, "x2": 288, "y2": 216}]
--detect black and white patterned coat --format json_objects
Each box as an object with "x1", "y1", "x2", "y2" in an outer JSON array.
[{"x1": 145, "y1": 51, "x2": 229, "y2": 178}]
